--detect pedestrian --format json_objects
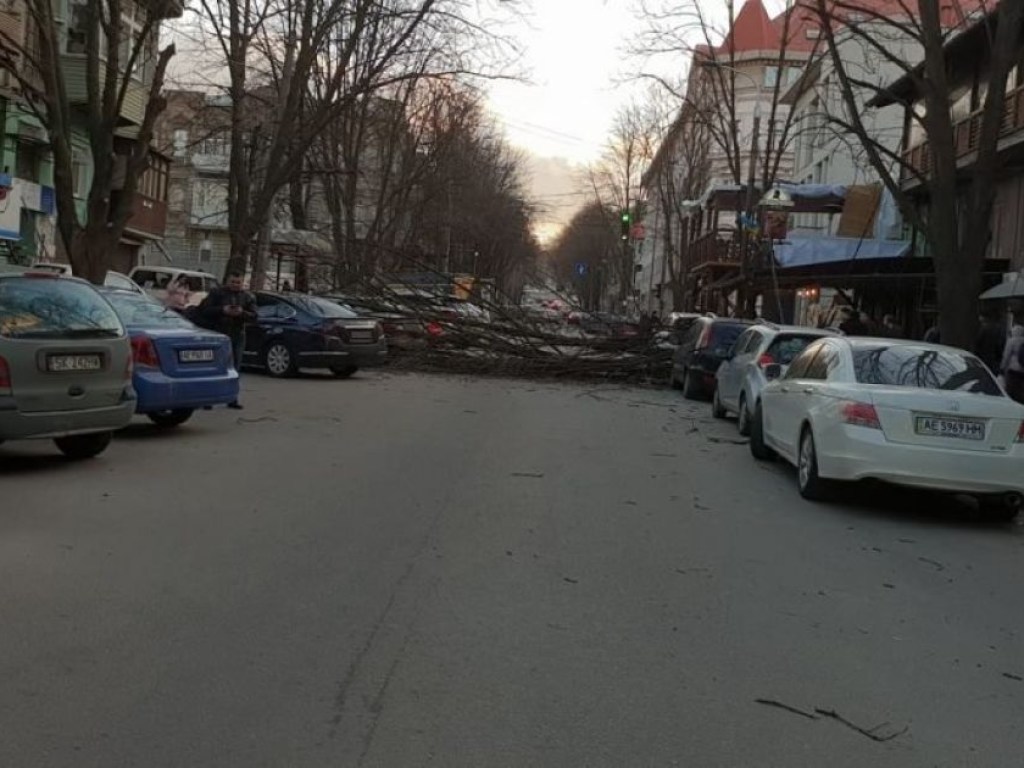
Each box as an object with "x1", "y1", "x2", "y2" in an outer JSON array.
[
  {"x1": 281, "y1": 280, "x2": 293, "y2": 292},
  {"x1": 164, "y1": 275, "x2": 192, "y2": 314},
  {"x1": 976, "y1": 308, "x2": 1006, "y2": 374},
  {"x1": 880, "y1": 314, "x2": 903, "y2": 338},
  {"x1": 838, "y1": 307, "x2": 866, "y2": 336},
  {"x1": 198, "y1": 271, "x2": 257, "y2": 409},
  {"x1": 638, "y1": 311, "x2": 652, "y2": 337},
  {"x1": 1000, "y1": 315, "x2": 1024, "y2": 404}
]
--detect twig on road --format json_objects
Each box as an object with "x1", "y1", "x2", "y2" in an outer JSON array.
[
  {"x1": 706, "y1": 436, "x2": 749, "y2": 446},
  {"x1": 917, "y1": 557, "x2": 945, "y2": 571},
  {"x1": 1002, "y1": 672, "x2": 1023, "y2": 682},
  {"x1": 511, "y1": 472, "x2": 545, "y2": 478},
  {"x1": 814, "y1": 708, "x2": 908, "y2": 742},
  {"x1": 754, "y1": 698, "x2": 819, "y2": 721}
]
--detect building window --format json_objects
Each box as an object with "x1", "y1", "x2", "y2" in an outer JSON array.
[
  {"x1": 66, "y1": 0, "x2": 108, "y2": 57},
  {"x1": 72, "y1": 152, "x2": 89, "y2": 198},
  {"x1": 805, "y1": 26, "x2": 820, "y2": 39},
  {"x1": 764, "y1": 66, "x2": 779, "y2": 88},
  {"x1": 197, "y1": 131, "x2": 230, "y2": 157},
  {"x1": 173, "y1": 129, "x2": 188, "y2": 157},
  {"x1": 119, "y1": 4, "x2": 150, "y2": 82},
  {"x1": 15, "y1": 141, "x2": 43, "y2": 183}
]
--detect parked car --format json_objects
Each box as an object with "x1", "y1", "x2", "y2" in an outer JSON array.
[
  {"x1": 246, "y1": 292, "x2": 387, "y2": 378},
  {"x1": 30, "y1": 262, "x2": 146, "y2": 295},
  {"x1": 714, "y1": 324, "x2": 836, "y2": 435},
  {"x1": 578, "y1": 312, "x2": 641, "y2": 339},
  {"x1": 99, "y1": 288, "x2": 239, "y2": 427},
  {"x1": 128, "y1": 266, "x2": 220, "y2": 308},
  {"x1": 0, "y1": 271, "x2": 135, "y2": 457},
  {"x1": 750, "y1": 336, "x2": 1024, "y2": 519},
  {"x1": 322, "y1": 295, "x2": 434, "y2": 351},
  {"x1": 671, "y1": 317, "x2": 753, "y2": 399}
]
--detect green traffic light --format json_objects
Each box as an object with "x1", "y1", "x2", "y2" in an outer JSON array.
[{"x1": 621, "y1": 212, "x2": 630, "y2": 223}]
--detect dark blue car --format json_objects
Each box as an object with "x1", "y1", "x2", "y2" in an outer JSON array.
[{"x1": 100, "y1": 288, "x2": 239, "y2": 427}]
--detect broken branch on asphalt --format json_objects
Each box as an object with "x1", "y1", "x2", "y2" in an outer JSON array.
[{"x1": 755, "y1": 700, "x2": 908, "y2": 742}]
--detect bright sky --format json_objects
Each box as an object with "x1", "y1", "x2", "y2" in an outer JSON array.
[{"x1": 486, "y1": 1, "x2": 651, "y2": 166}]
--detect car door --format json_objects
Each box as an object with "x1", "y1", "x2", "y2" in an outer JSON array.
[
  {"x1": 718, "y1": 329, "x2": 759, "y2": 411},
  {"x1": 765, "y1": 342, "x2": 825, "y2": 460},
  {"x1": 248, "y1": 294, "x2": 288, "y2": 361},
  {"x1": 791, "y1": 342, "x2": 839, "y2": 445},
  {"x1": 673, "y1": 321, "x2": 702, "y2": 376}
]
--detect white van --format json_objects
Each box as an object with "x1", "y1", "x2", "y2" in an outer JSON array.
[
  {"x1": 128, "y1": 266, "x2": 220, "y2": 307},
  {"x1": 30, "y1": 262, "x2": 146, "y2": 295}
]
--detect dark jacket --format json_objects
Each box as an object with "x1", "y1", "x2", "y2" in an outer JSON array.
[
  {"x1": 977, "y1": 320, "x2": 1006, "y2": 373},
  {"x1": 198, "y1": 286, "x2": 257, "y2": 337}
]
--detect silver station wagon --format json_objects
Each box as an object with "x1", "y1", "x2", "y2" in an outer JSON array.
[{"x1": 0, "y1": 272, "x2": 135, "y2": 458}]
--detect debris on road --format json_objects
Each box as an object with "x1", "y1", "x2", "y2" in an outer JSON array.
[
  {"x1": 754, "y1": 698, "x2": 818, "y2": 721},
  {"x1": 755, "y1": 700, "x2": 909, "y2": 743}
]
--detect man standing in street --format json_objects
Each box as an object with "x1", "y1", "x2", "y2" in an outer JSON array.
[
  {"x1": 976, "y1": 308, "x2": 1006, "y2": 374},
  {"x1": 199, "y1": 272, "x2": 257, "y2": 410}
]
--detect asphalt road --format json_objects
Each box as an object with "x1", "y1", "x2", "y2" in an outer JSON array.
[{"x1": 2, "y1": 371, "x2": 1023, "y2": 767}]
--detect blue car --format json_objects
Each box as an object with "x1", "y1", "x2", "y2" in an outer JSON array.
[{"x1": 99, "y1": 288, "x2": 239, "y2": 427}]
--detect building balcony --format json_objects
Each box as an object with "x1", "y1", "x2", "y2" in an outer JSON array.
[
  {"x1": 686, "y1": 228, "x2": 744, "y2": 272},
  {"x1": 115, "y1": 191, "x2": 168, "y2": 240},
  {"x1": 902, "y1": 84, "x2": 1024, "y2": 181},
  {"x1": 60, "y1": 56, "x2": 151, "y2": 125}
]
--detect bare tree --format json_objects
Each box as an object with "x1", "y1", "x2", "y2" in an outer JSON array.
[
  {"x1": 548, "y1": 201, "x2": 620, "y2": 311},
  {"x1": 804, "y1": 0, "x2": 1024, "y2": 349},
  {"x1": 0, "y1": 0, "x2": 178, "y2": 282}
]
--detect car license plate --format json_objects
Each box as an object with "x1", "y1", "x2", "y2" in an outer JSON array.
[
  {"x1": 914, "y1": 415, "x2": 985, "y2": 441},
  {"x1": 47, "y1": 354, "x2": 102, "y2": 372},
  {"x1": 179, "y1": 349, "x2": 215, "y2": 363},
  {"x1": 350, "y1": 330, "x2": 373, "y2": 343}
]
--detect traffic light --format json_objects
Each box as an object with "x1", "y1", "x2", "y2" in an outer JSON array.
[{"x1": 620, "y1": 211, "x2": 631, "y2": 241}]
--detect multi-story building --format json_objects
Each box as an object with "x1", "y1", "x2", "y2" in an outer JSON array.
[
  {"x1": 637, "y1": 0, "x2": 813, "y2": 313},
  {"x1": 0, "y1": 0, "x2": 178, "y2": 270}
]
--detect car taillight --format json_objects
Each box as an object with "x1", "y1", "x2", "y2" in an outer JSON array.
[
  {"x1": 0, "y1": 355, "x2": 11, "y2": 395},
  {"x1": 426, "y1": 321, "x2": 444, "y2": 337},
  {"x1": 841, "y1": 401, "x2": 881, "y2": 429},
  {"x1": 757, "y1": 353, "x2": 775, "y2": 368},
  {"x1": 697, "y1": 325, "x2": 711, "y2": 349},
  {"x1": 1016, "y1": 421, "x2": 1024, "y2": 443},
  {"x1": 130, "y1": 335, "x2": 160, "y2": 368}
]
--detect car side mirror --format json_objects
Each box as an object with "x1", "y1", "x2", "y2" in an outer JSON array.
[{"x1": 764, "y1": 363, "x2": 783, "y2": 381}]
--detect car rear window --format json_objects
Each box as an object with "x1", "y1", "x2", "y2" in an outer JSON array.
[
  {"x1": 766, "y1": 334, "x2": 822, "y2": 365},
  {"x1": 0, "y1": 277, "x2": 123, "y2": 339},
  {"x1": 709, "y1": 323, "x2": 748, "y2": 349},
  {"x1": 291, "y1": 295, "x2": 359, "y2": 319},
  {"x1": 103, "y1": 291, "x2": 194, "y2": 329},
  {"x1": 852, "y1": 345, "x2": 1001, "y2": 395}
]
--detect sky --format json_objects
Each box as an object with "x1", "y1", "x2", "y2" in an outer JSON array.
[{"x1": 484, "y1": 0, "x2": 654, "y2": 243}]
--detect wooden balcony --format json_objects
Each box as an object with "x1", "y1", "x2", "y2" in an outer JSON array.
[
  {"x1": 115, "y1": 191, "x2": 168, "y2": 239},
  {"x1": 902, "y1": 85, "x2": 1024, "y2": 179},
  {"x1": 686, "y1": 228, "x2": 743, "y2": 272}
]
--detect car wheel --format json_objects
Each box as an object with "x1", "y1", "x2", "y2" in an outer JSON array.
[
  {"x1": 146, "y1": 409, "x2": 195, "y2": 428},
  {"x1": 749, "y1": 401, "x2": 775, "y2": 461},
  {"x1": 331, "y1": 365, "x2": 359, "y2": 379},
  {"x1": 797, "y1": 427, "x2": 832, "y2": 501},
  {"x1": 263, "y1": 341, "x2": 296, "y2": 378},
  {"x1": 682, "y1": 369, "x2": 703, "y2": 400},
  {"x1": 737, "y1": 394, "x2": 751, "y2": 437},
  {"x1": 711, "y1": 387, "x2": 727, "y2": 419},
  {"x1": 54, "y1": 431, "x2": 113, "y2": 460},
  {"x1": 977, "y1": 494, "x2": 1022, "y2": 522}
]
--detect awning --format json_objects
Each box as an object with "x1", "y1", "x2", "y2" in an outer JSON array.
[
  {"x1": 773, "y1": 236, "x2": 911, "y2": 269},
  {"x1": 980, "y1": 274, "x2": 1024, "y2": 300}
]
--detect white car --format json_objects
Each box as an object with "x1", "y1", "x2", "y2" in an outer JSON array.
[
  {"x1": 128, "y1": 266, "x2": 220, "y2": 308},
  {"x1": 714, "y1": 324, "x2": 835, "y2": 435},
  {"x1": 750, "y1": 336, "x2": 1024, "y2": 519},
  {"x1": 30, "y1": 263, "x2": 145, "y2": 295}
]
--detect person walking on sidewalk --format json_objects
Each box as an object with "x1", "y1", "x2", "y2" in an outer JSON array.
[
  {"x1": 199, "y1": 272, "x2": 257, "y2": 409},
  {"x1": 1000, "y1": 315, "x2": 1024, "y2": 404}
]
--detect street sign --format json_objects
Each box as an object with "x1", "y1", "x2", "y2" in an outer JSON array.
[
  {"x1": 574, "y1": 262, "x2": 588, "y2": 277},
  {"x1": 630, "y1": 223, "x2": 646, "y2": 241}
]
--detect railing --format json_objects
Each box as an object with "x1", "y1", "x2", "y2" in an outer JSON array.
[
  {"x1": 902, "y1": 84, "x2": 1024, "y2": 179},
  {"x1": 686, "y1": 227, "x2": 742, "y2": 271}
]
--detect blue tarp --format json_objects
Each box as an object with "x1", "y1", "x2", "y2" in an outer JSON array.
[{"x1": 773, "y1": 236, "x2": 911, "y2": 269}]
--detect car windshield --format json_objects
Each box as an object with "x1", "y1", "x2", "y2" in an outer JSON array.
[
  {"x1": 0, "y1": 277, "x2": 123, "y2": 338},
  {"x1": 852, "y1": 345, "x2": 1001, "y2": 395},
  {"x1": 767, "y1": 334, "x2": 822, "y2": 365},
  {"x1": 103, "y1": 291, "x2": 194, "y2": 329},
  {"x1": 291, "y1": 295, "x2": 359, "y2": 319}
]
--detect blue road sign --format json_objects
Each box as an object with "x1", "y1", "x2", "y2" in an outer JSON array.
[{"x1": 574, "y1": 262, "x2": 588, "y2": 277}]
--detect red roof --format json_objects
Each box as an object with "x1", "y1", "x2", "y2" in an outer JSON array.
[{"x1": 718, "y1": 0, "x2": 783, "y2": 54}]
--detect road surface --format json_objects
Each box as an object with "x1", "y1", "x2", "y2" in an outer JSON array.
[{"x1": 2, "y1": 371, "x2": 1022, "y2": 767}]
